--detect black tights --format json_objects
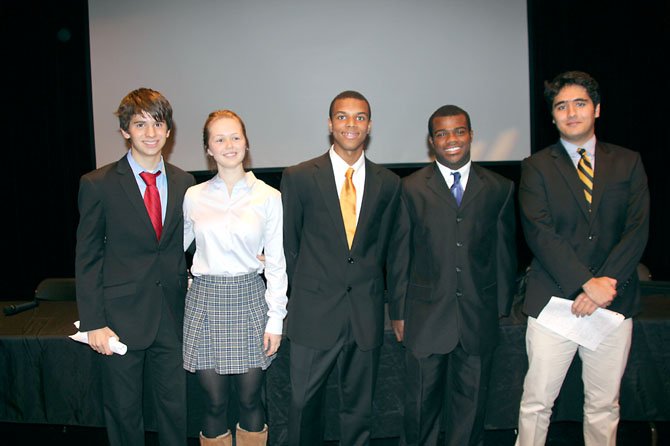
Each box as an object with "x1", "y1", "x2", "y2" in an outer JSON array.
[{"x1": 196, "y1": 368, "x2": 266, "y2": 437}]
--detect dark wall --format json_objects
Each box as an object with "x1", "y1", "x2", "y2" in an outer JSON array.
[
  {"x1": 526, "y1": 0, "x2": 669, "y2": 281},
  {"x1": 3, "y1": 1, "x2": 94, "y2": 300},
  {"x1": 2, "y1": 0, "x2": 668, "y2": 300}
]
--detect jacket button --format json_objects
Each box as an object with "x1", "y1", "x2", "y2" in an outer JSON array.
[
  {"x1": 348, "y1": 257, "x2": 355, "y2": 264},
  {"x1": 346, "y1": 286, "x2": 352, "y2": 292}
]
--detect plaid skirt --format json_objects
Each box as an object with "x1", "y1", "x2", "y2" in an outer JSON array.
[{"x1": 183, "y1": 273, "x2": 274, "y2": 374}]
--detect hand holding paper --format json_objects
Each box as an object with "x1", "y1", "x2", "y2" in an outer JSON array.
[
  {"x1": 571, "y1": 292, "x2": 599, "y2": 317},
  {"x1": 69, "y1": 321, "x2": 127, "y2": 355},
  {"x1": 537, "y1": 297, "x2": 624, "y2": 351}
]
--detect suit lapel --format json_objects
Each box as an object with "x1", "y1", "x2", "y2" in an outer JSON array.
[
  {"x1": 313, "y1": 154, "x2": 349, "y2": 248},
  {"x1": 161, "y1": 163, "x2": 180, "y2": 244},
  {"x1": 426, "y1": 163, "x2": 458, "y2": 209},
  {"x1": 460, "y1": 164, "x2": 484, "y2": 210},
  {"x1": 589, "y1": 142, "x2": 612, "y2": 220},
  {"x1": 352, "y1": 158, "x2": 382, "y2": 250},
  {"x1": 551, "y1": 143, "x2": 591, "y2": 220}
]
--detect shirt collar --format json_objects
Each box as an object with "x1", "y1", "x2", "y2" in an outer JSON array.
[
  {"x1": 436, "y1": 159, "x2": 472, "y2": 184},
  {"x1": 329, "y1": 145, "x2": 365, "y2": 175},
  {"x1": 127, "y1": 150, "x2": 165, "y2": 177},
  {"x1": 561, "y1": 135, "x2": 597, "y2": 159},
  {"x1": 211, "y1": 171, "x2": 256, "y2": 191}
]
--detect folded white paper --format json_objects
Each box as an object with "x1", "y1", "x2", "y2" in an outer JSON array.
[
  {"x1": 536, "y1": 296, "x2": 625, "y2": 351},
  {"x1": 69, "y1": 321, "x2": 128, "y2": 355}
]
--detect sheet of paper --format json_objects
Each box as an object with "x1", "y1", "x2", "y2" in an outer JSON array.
[
  {"x1": 69, "y1": 321, "x2": 127, "y2": 355},
  {"x1": 536, "y1": 296, "x2": 625, "y2": 351}
]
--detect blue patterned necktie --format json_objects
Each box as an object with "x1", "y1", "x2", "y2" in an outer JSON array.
[{"x1": 451, "y1": 171, "x2": 463, "y2": 206}]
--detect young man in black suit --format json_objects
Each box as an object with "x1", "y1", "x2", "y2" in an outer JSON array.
[
  {"x1": 514, "y1": 71, "x2": 650, "y2": 445},
  {"x1": 389, "y1": 105, "x2": 517, "y2": 445},
  {"x1": 281, "y1": 90, "x2": 403, "y2": 445},
  {"x1": 76, "y1": 88, "x2": 195, "y2": 446}
]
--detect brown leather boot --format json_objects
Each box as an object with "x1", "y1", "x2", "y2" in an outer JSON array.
[
  {"x1": 235, "y1": 423, "x2": 268, "y2": 446},
  {"x1": 199, "y1": 430, "x2": 232, "y2": 446}
]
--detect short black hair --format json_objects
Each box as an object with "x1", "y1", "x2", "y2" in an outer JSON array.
[
  {"x1": 329, "y1": 90, "x2": 371, "y2": 120},
  {"x1": 544, "y1": 71, "x2": 600, "y2": 108},
  {"x1": 428, "y1": 105, "x2": 471, "y2": 136}
]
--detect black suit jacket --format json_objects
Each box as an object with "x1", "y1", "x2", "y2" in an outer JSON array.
[
  {"x1": 519, "y1": 141, "x2": 649, "y2": 318},
  {"x1": 75, "y1": 156, "x2": 195, "y2": 349},
  {"x1": 388, "y1": 162, "x2": 517, "y2": 356},
  {"x1": 281, "y1": 152, "x2": 402, "y2": 351}
]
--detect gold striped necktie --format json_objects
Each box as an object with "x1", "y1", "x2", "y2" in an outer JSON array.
[
  {"x1": 340, "y1": 167, "x2": 357, "y2": 248},
  {"x1": 577, "y1": 148, "x2": 593, "y2": 210}
]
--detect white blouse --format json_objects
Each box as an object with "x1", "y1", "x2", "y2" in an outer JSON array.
[{"x1": 183, "y1": 172, "x2": 288, "y2": 334}]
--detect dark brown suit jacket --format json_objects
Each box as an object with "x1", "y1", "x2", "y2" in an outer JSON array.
[{"x1": 519, "y1": 141, "x2": 649, "y2": 318}]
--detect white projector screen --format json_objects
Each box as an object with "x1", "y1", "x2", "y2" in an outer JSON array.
[{"x1": 89, "y1": 0, "x2": 530, "y2": 171}]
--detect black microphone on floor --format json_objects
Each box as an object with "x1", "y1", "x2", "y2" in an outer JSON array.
[{"x1": 3, "y1": 299, "x2": 39, "y2": 316}]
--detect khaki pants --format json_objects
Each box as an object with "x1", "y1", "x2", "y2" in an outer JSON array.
[{"x1": 515, "y1": 317, "x2": 632, "y2": 446}]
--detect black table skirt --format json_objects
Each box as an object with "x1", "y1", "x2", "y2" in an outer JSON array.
[{"x1": 1, "y1": 298, "x2": 669, "y2": 444}]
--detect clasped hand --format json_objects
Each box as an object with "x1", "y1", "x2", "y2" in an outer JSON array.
[{"x1": 572, "y1": 276, "x2": 617, "y2": 317}]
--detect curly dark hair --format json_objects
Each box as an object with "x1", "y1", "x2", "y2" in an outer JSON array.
[{"x1": 544, "y1": 71, "x2": 600, "y2": 108}]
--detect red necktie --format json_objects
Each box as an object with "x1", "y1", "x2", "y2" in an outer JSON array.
[{"x1": 139, "y1": 171, "x2": 162, "y2": 240}]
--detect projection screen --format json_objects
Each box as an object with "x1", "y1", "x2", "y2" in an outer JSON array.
[{"x1": 89, "y1": 0, "x2": 530, "y2": 171}]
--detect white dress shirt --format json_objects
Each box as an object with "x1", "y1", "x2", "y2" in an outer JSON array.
[{"x1": 183, "y1": 172, "x2": 288, "y2": 334}]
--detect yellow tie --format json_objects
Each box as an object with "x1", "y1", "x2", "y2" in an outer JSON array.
[
  {"x1": 577, "y1": 148, "x2": 594, "y2": 210},
  {"x1": 340, "y1": 167, "x2": 356, "y2": 248}
]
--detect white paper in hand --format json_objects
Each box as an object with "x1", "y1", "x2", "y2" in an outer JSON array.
[
  {"x1": 536, "y1": 296, "x2": 625, "y2": 351},
  {"x1": 69, "y1": 321, "x2": 128, "y2": 355}
]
